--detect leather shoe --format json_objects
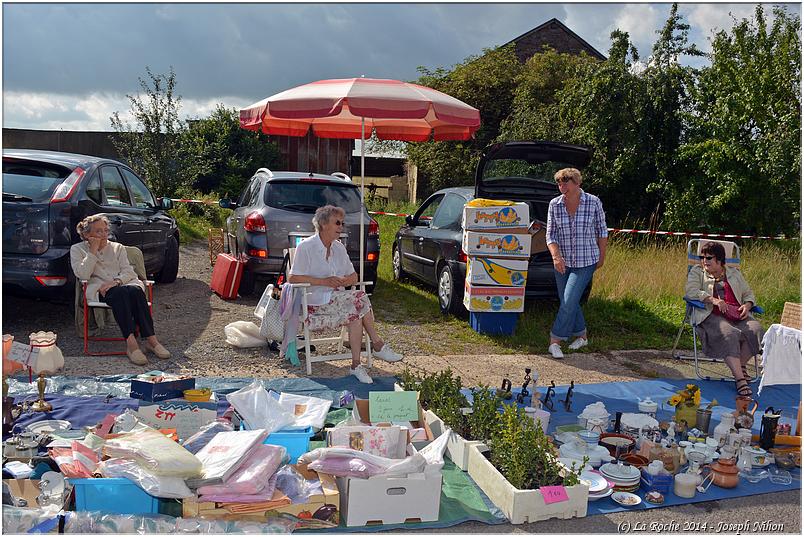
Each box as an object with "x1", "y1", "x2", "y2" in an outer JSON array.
[
  {"x1": 127, "y1": 348, "x2": 148, "y2": 366},
  {"x1": 143, "y1": 342, "x2": 171, "y2": 359}
]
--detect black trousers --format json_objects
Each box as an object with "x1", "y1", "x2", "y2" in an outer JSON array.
[{"x1": 100, "y1": 285, "x2": 155, "y2": 339}]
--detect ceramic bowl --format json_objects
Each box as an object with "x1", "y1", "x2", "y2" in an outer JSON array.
[
  {"x1": 598, "y1": 433, "x2": 636, "y2": 457},
  {"x1": 619, "y1": 453, "x2": 650, "y2": 468},
  {"x1": 611, "y1": 491, "x2": 642, "y2": 507}
]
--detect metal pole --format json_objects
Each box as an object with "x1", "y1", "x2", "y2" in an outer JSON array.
[{"x1": 359, "y1": 117, "x2": 365, "y2": 285}]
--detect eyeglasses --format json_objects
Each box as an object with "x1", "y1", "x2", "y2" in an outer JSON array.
[
  {"x1": 333, "y1": 220, "x2": 344, "y2": 226},
  {"x1": 556, "y1": 177, "x2": 574, "y2": 184},
  {"x1": 701, "y1": 255, "x2": 715, "y2": 261}
]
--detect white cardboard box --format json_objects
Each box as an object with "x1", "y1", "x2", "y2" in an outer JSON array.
[
  {"x1": 462, "y1": 231, "x2": 531, "y2": 259},
  {"x1": 422, "y1": 410, "x2": 483, "y2": 472},
  {"x1": 463, "y1": 282, "x2": 525, "y2": 313},
  {"x1": 337, "y1": 470, "x2": 442, "y2": 527},
  {"x1": 135, "y1": 394, "x2": 217, "y2": 441},
  {"x1": 466, "y1": 257, "x2": 528, "y2": 287},
  {"x1": 462, "y1": 203, "x2": 530, "y2": 231}
]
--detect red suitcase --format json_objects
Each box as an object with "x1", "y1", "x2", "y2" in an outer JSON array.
[{"x1": 210, "y1": 253, "x2": 243, "y2": 299}]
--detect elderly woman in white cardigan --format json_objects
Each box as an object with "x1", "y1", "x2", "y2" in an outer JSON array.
[
  {"x1": 70, "y1": 214, "x2": 170, "y2": 365},
  {"x1": 288, "y1": 205, "x2": 402, "y2": 384}
]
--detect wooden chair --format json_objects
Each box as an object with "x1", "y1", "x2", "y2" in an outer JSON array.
[{"x1": 77, "y1": 246, "x2": 154, "y2": 356}]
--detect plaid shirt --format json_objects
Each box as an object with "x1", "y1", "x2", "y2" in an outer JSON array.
[{"x1": 546, "y1": 190, "x2": 608, "y2": 268}]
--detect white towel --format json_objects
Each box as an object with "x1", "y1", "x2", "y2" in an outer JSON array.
[{"x1": 758, "y1": 323, "x2": 802, "y2": 394}]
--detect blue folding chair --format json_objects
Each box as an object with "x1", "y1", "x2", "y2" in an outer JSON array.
[{"x1": 671, "y1": 239, "x2": 763, "y2": 381}]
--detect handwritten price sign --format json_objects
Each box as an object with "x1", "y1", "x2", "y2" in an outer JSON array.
[{"x1": 539, "y1": 485, "x2": 569, "y2": 504}]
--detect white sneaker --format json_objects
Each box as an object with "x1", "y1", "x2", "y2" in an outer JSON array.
[
  {"x1": 568, "y1": 337, "x2": 588, "y2": 351},
  {"x1": 548, "y1": 343, "x2": 564, "y2": 359},
  {"x1": 350, "y1": 365, "x2": 374, "y2": 384},
  {"x1": 373, "y1": 344, "x2": 403, "y2": 362}
]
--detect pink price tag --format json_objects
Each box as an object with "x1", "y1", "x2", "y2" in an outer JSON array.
[{"x1": 539, "y1": 485, "x2": 569, "y2": 504}]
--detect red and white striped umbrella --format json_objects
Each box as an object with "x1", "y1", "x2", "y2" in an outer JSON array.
[{"x1": 239, "y1": 77, "x2": 480, "y2": 141}]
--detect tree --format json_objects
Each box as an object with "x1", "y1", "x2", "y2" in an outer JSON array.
[
  {"x1": 110, "y1": 67, "x2": 188, "y2": 197},
  {"x1": 671, "y1": 5, "x2": 801, "y2": 235},
  {"x1": 181, "y1": 105, "x2": 283, "y2": 197}
]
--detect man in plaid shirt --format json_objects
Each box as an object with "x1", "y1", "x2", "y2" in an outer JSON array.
[{"x1": 545, "y1": 168, "x2": 608, "y2": 359}]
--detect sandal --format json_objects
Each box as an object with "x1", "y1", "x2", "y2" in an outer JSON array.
[{"x1": 735, "y1": 378, "x2": 752, "y2": 397}]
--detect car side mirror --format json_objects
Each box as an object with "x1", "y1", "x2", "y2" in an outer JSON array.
[
  {"x1": 405, "y1": 215, "x2": 414, "y2": 226},
  {"x1": 219, "y1": 199, "x2": 236, "y2": 209},
  {"x1": 159, "y1": 197, "x2": 174, "y2": 210}
]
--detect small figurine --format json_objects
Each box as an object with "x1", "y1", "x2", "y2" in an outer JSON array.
[
  {"x1": 500, "y1": 379, "x2": 513, "y2": 400},
  {"x1": 516, "y1": 368, "x2": 532, "y2": 404},
  {"x1": 543, "y1": 381, "x2": 556, "y2": 411},
  {"x1": 667, "y1": 421, "x2": 676, "y2": 441},
  {"x1": 563, "y1": 381, "x2": 575, "y2": 412}
]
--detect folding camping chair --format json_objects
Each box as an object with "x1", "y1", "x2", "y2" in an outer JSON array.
[
  {"x1": 284, "y1": 247, "x2": 373, "y2": 376},
  {"x1": 671, "y1": 239, "x2": 763, "y2": 381},
  {"x1": 76, "y1": 246, "x2": 154, "y2": 356}
]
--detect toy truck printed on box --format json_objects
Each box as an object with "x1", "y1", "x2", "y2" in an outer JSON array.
[
  {"x1": 462, "y1": 231, "x2": 531, "y2": 259},
  {"x1": 466, "y1": 257, "x2": 528, "y2": 287},
  {"x1": 463, "y1": 282, "x2": 526, "y2": 313},
  {"x1": 462, "y1": 203, "x2": 530, "y2": 231}
]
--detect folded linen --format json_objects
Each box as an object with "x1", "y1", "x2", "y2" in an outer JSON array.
[
  {"x1": 199, "y1": 474, "x2": 279, "y2": 503},
  {"x1": 196, "y1": 444, "x2": 286, "y2": 496}
]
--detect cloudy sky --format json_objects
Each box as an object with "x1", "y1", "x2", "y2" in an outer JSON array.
[{"x1": 3, "y1": 2, "x2": 798, "y2": 131}]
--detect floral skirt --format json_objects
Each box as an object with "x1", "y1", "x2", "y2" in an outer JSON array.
[{"x1": 305, "y1": 290, "x2": 371, "y2": 333}]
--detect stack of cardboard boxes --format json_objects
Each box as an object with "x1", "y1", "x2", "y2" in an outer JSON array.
[{"x1": 461, "y1": 202, "x2": 531, "y2": 335}]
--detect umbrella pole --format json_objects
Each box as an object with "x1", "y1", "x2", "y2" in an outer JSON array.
[{"x1": 359, "y1": 117, "x2": 365, "y2": 286}]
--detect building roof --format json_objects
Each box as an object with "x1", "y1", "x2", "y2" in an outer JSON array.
[{"x1": 503, "y1": 18, "x2": 606, "y2": 62}]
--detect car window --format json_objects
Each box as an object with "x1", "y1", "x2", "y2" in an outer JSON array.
[
  {"x1": 84, "y1": 171, "x2": 102, "y2": 205},
  {"x1": 265, "y1": 181, "x2": 362, "y2": 213},
  {"x1": 415, "y1": 194, "x2": 444, "y2": 223},
  {"x1": 100, "y1": 166, "x2": 132, "y2": 207},
  {"x1": 237, "y1": 179, "x2": 255, "y2": 206},
  {"x1": 120, "y1": 168, "x2": 156, "y2": 209},
  {"x1": 431, "y1": 193, "x2": 466, "y2": 229},
  {"x1": 248, "y1": 180, "x2": 263, "y2": 206},
  {"x1": 2, "y1": 158, "x2": 71, "y2": 202}
]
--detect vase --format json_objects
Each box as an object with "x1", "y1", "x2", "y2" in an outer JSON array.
[{"x1": 674, "y1": 403, "x2": 698, "y2": 429}]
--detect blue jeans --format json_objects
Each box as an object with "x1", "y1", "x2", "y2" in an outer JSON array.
[{"x1": 550, "y1": 264, "x2": 596, "y2": 341}]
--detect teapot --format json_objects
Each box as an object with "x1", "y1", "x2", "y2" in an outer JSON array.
[
  {"x1": 637, "y1": 397, "x2": 658, "y2": 417},
  {"x1": 708, "y1": 457, "x2": 740, "y2": 488},
  {"x1": 733, "y1": 396, "x2": 759, "y2": 430}
]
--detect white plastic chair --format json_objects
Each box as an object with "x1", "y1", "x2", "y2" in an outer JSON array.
[
  {"x1": 671, "y1": 239, "x2": 762, "y2": 381},
  {"x1": 285, "y1": 248, "x2": 374, "y2": 375}
]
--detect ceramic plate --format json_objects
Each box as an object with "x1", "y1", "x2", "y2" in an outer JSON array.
[
  {"x1": 26, "y1": 420, "x2": 71, "y2": 435},
  {"x1": 52, "y1": 429, "x2": 86, "y2": 440},
  {"x1": 588, "y1": 488, "x2": 613, "y2": 502},
  {"x1": 611, "y1": 491, "x2": 642, "y2": 507},
  {"x1": 599, "y1": 462, "x2": 641, "y2": 481},
  {"x1": 580, "y1": 471, "x2": 609, "y2": 493}
]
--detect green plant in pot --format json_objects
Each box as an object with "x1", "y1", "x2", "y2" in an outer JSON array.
[
  {"x1": 396, "y1": 367, "x2": 469, "y2": 436},
  {"x1": 466, "y1": 385, "x2": 502, "y2": 443},
  {"x1": 489, "y1": 404, "x2": 582, "y2": 490}
]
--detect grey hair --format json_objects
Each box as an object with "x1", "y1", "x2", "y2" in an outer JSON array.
[
  {"x1": 76, "y1": 214, "x2": 110, "y2": 240},
  {"x1": 312, "y1": 205, "x2": 345, "y2": 233}
]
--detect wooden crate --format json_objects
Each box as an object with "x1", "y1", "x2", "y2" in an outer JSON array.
[
  {"x1": 208, "y1": 228, "x2": 225, "y2": 266},
  {"x1": 780, "y1": 302, "x2": 801, "y2": 329}
]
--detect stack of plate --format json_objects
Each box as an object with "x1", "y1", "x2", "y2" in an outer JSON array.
[
  {"x1": 599, "y1": 462, "x2": 641, "y2": 493},
  {"x1": 580, "y1": 470, "x2": 614, "y2": 502}
]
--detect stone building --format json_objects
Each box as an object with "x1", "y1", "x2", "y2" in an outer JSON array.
[{"x1": 504, "y1": 17, "x2": 606, "y2": 63}]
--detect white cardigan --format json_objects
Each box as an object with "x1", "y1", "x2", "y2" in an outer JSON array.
[{"x1": 70, "y1": 241, "x2": 145, "y2": 302}]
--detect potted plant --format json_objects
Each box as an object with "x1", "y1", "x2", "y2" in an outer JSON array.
[
  {"x1": 467, "y1": 405, "x2": 588, "y2": 524},
  {"x1": 667, "y1": 384, "x2": 701, "y2": 428}
]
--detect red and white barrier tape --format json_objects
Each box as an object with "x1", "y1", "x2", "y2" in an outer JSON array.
[
  {"x1": 167, "y1": 200, "x2": 792, "y2": 240},
  {"x1": 368, "y1": 211, "x2": 792, "y2": 240}
]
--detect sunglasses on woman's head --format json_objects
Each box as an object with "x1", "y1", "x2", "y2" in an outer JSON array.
[{"x1": 556, "y1": 177, "x2": 574, "y2": 184}]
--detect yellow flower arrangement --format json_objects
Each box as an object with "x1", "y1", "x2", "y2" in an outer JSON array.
[{"x1": 667, "y1": 384, "x2": 701, "y2": 407}]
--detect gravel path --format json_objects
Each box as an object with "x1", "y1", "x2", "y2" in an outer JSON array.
[{"x1": 3, "y1": 241, "x2": 799, "y2": 533}]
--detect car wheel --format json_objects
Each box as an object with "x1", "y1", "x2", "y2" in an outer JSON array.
[
  {"x1": 238, "y1": 268, "x2": 256, "y2": 296},
  {"x1": 438, "y1": 264, "x2": 464, "y2": 315},
  {"x1": 156, "y1": 235, "x2": 179, "y2": 283},
  {"x1": 392, "y1": 245, "x2": 407, "y2": 281}
]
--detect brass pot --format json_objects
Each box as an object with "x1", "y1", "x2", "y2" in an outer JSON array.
[{"x1": 708, "y1": 457, "x2": 740, "y2": 488}]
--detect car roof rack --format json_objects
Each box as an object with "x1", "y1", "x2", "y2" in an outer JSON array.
[
  {"x1": 256, "y1": 168, "x2": 273, "y2": 177},
  {"x1": 331, "y1": 172, "x2": 352, "y2": 182}
]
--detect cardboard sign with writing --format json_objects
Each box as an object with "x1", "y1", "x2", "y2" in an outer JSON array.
[
  {"x1": 135, "y1": 395, "x2": 217, "y2": 441},
  {"x1": 368, "y1": 391, "x2": 419, "y2": 422}
]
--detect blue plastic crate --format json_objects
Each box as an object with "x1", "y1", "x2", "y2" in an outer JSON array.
[
  {"x1": 241, "y1": 422, "x2": 314, "y2": 463},
  {"x1": 69, "y1": 478, "x2": 160, "y2": 514},
  {"x1": 469, "y1": 312, "x2": 519, "y2": 336},
  {"x1": 640, "y1": 470, "x2": 673, "y2": 495}
]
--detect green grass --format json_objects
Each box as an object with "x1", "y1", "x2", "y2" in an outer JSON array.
[
  {"x1": 370, "y1": 213, "x2": 801, "y2": 353},
  {"x1": 170, "y1": 195, "x2": 230, "y2": 244}
]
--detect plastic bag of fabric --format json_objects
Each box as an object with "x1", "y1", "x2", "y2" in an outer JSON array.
[
  {"x1": 278, "y1": 392, "x2": 332, "y2": 430},
  {"x1": 224, "y1": 321, "x2": 267, "y2": 348},
  {"x1": 274, "y1": 465, "x2": 323, "y2": 504},
  {"x1": 226, "y1": 381, "x2": 295, "y2": 434},
  {"x1": 199, "y1": 473, "x2": 280, "y2": 503},
  {"x1": 2, "y1": 506, "x2": 61, "y2": 534},
  {"x1": 98, "y1": 458, "x2": 194, "y2": 499},
  {"x1": 298, "y1": 446, "x2": 427, "y2": 477},
  {"x1": 197, "y1": 444, "x2": 286, "y2": 496},
  {"x1": 180, "y1": 419, "x2": 234, "y2": 455},
  {"x1": 64, "y1": 511, "x2": 177, "y2": 534},
  {"x1": 102, "y1": 424, "x2": 202, "y2": 478},
  {"x1": 175, "y1": 515, "x2": 296, "y2": 534},
  {"x1": 190, "y1": 429, "x2": 268, "y2": 487},
  {"x1": 308, "y1": 456, "x2": 386, "y2": 479}
]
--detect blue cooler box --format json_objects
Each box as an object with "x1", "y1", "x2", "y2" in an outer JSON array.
[
  {"x1": 69, "y1": 478, "x2": 160, "y2": 514},
  {"x1": 241, "y1": 422, "x2": 314, "y2": 463},
  {"x1": 470, "y1": 312, "x2": 519, "y2": 336}
]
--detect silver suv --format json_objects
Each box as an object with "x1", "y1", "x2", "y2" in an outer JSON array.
[{"x1": 219, "y1": 169, "x2": 380, "y2": 295}]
